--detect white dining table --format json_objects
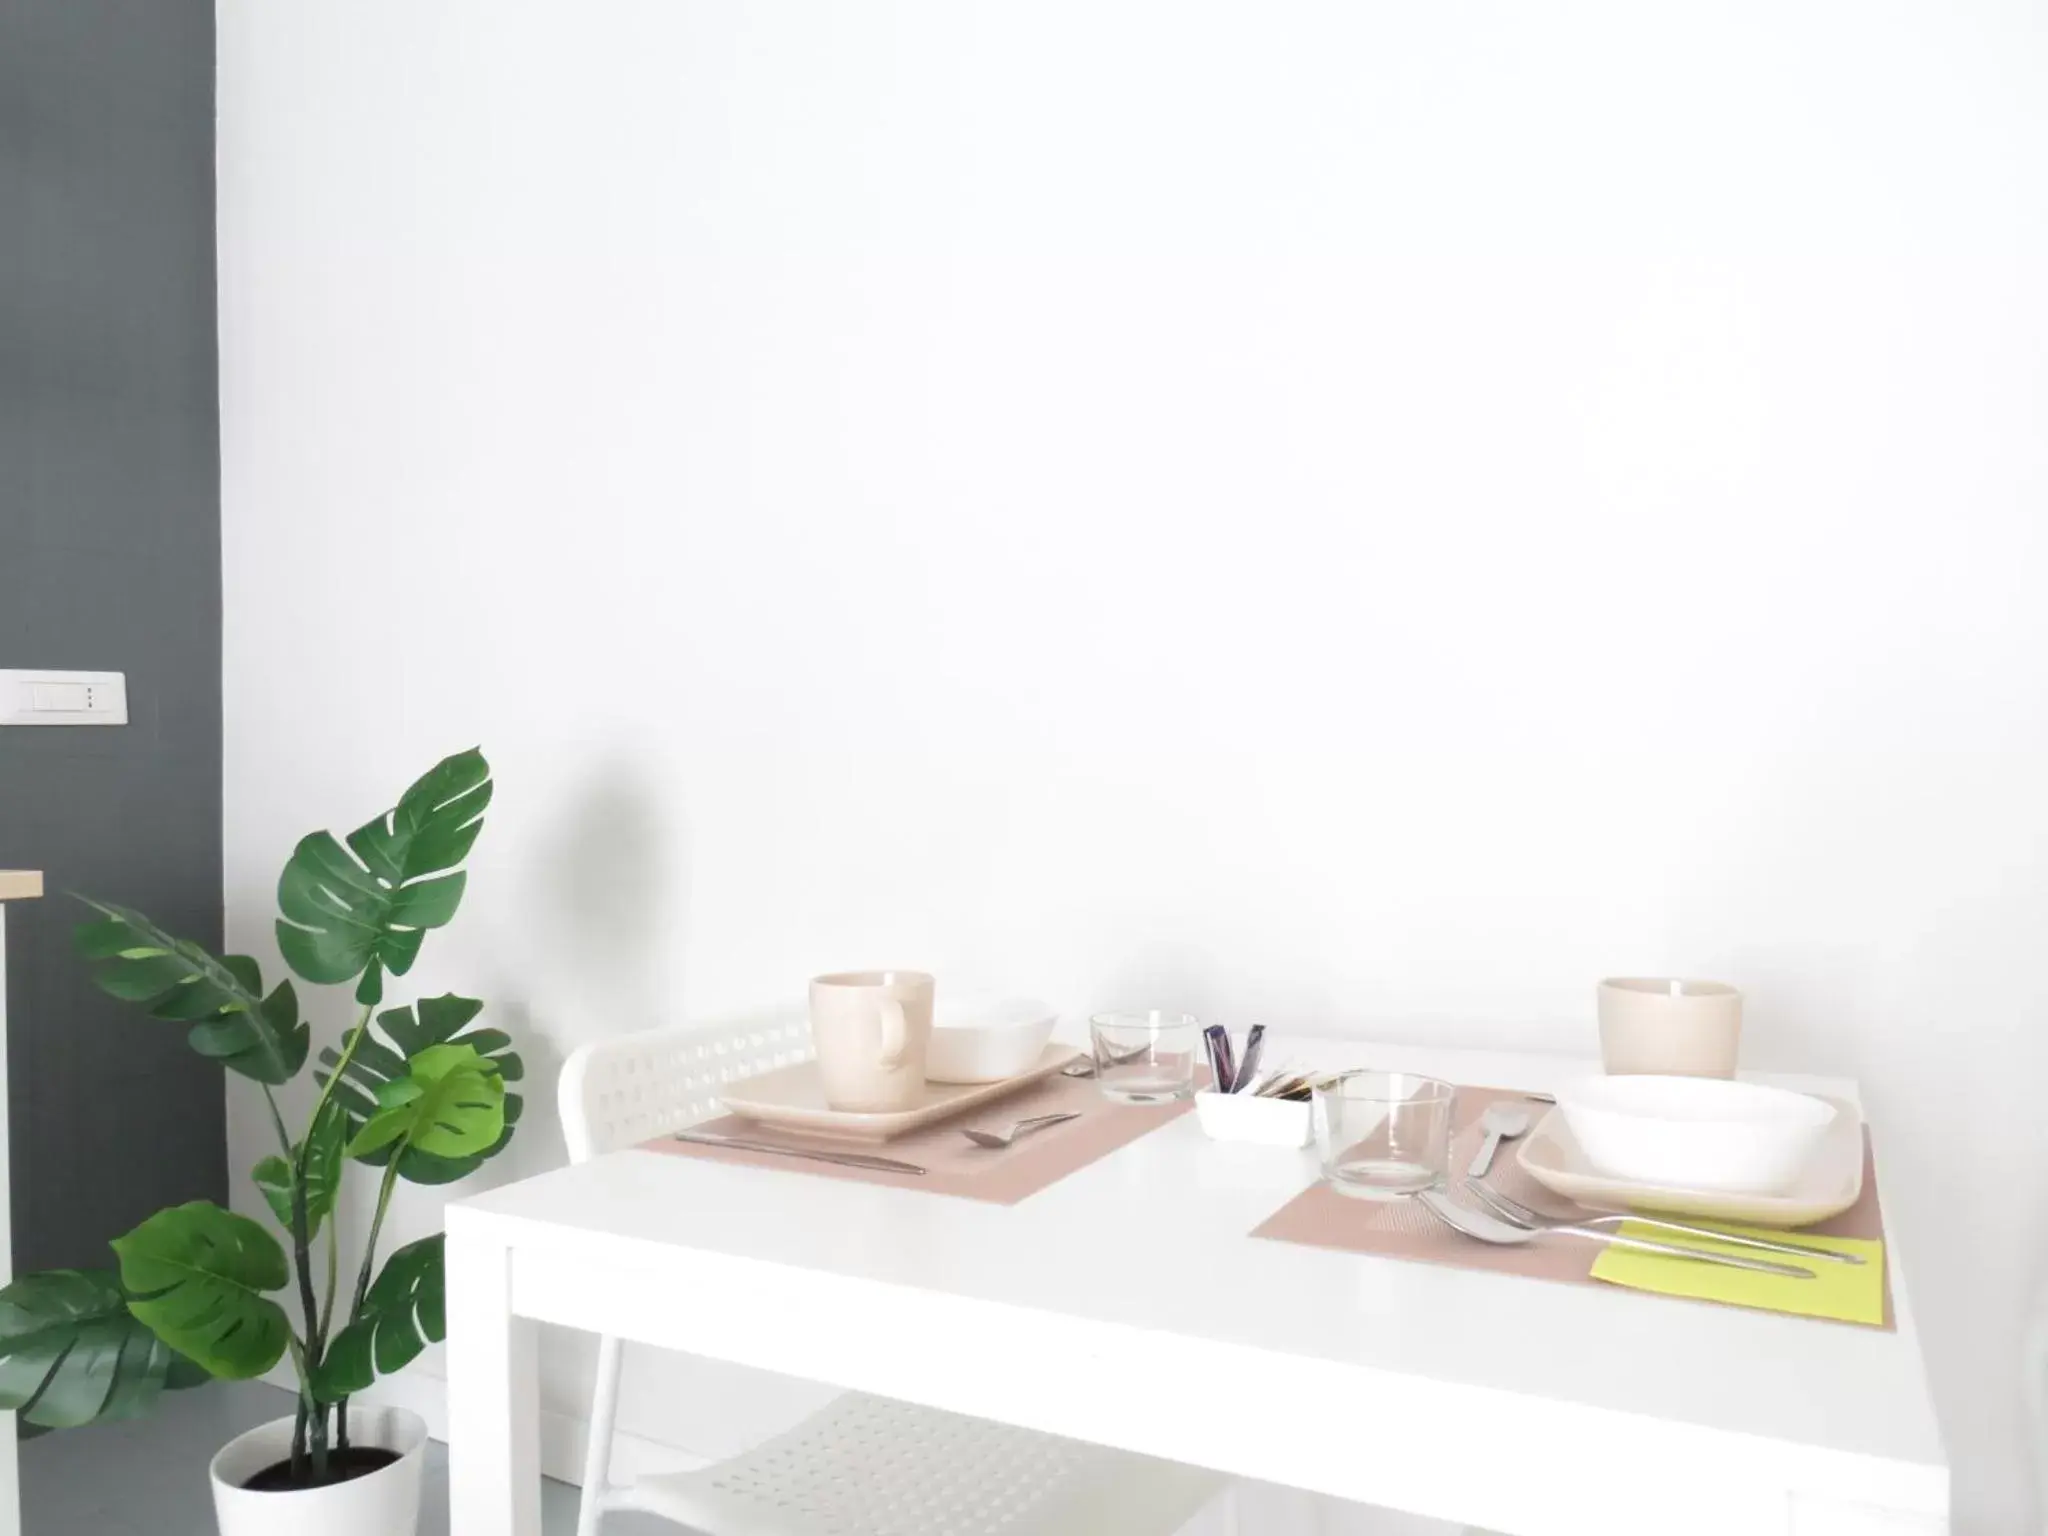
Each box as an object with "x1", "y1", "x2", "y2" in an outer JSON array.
[{"x1": 445, "y1": 1034, "x2": 1948, "y2": 1536}]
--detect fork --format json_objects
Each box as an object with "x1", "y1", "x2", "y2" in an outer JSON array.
[
  {"x1": 1416, "y1": 1187, "x2": 1816, "y2": 1278},
  {"x1": 1466, "y1": 1181, "x2": 1864, "y2": 1266},
  {"x1": 961, "y1": 1112, "x2": 1080, "y2": 1149}
]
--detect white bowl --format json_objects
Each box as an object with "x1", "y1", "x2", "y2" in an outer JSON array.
[
  {"x1": 1554, "y1": 1075, "x2": 1837, "y2": 1194},
  {"x1": 926, "y1": 997, "x2": 1058, "y2": 1084}
]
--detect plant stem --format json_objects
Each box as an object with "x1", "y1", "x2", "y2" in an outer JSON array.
[
  {"x1": 334, "y1": 1152, "x2": 404, "y2": 1455},
  {"x1": 303, "y1": 1002, "x2": 375, "y2": 1157},
  {"x1": 309, "y1": 1391, "x2": 329, "y2": 1478},
  {"x1": 260, "y1": 1085, "x2": 292, "y2": 1161},
  {"x1": 290, "y1": 1002, "x2": 373, "y2": 1399},
  {"x1": 288, "y1": 1170, "x2": 322, "y2": 1405},
  {"x1": 290, "y1": 1396, "x2": 308, "y2": 1480},
  {"x1": 348, "y1": 1153, "x2": 404, "y2": 1319},
  {"x1": 318, "y1": 1218, "x2": 339, "y2": 1344},
  {"x1": 286, "y1": 1337, "x2": 310, "y2": 1480}
]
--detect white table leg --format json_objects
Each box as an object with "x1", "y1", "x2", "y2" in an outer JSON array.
[{"x1": 446, "y1": 1217, "x2": 540, "y2": 1536}]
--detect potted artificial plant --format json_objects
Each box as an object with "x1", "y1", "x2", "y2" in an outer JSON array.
[{"x1": 0, "y1": 748, "x2": 519, "y2": 1536}]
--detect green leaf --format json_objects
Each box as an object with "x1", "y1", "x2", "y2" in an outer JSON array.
[
  {"x1": 110, "y1": 1204, "x2": 291, "y2": 1382},
  {"x1": 0, "y1": 1270, "x2": 209, "y2": 1430},
  {"x1": 275, "y1": 749, "x2": 491, "y2": 1004},
  {"x1": 249, "y1": 1158, "x2": 292, "y2": 1226},
  {"x1": 72, "y1": 901, "x2": 309, "y2": 1085},
  {"x1": 311, "y1": 1235, "x2": 444, "y2": 1403},
  {"x1": 252, "y1": 1099, "x2": 347, "y2": 1241},
  {"x1": 344, "y1": 1044, "x2": 504, "y2": 1161},
  {"x1": 319, "y1": 994, "x2": 523, "y2": 1184}
]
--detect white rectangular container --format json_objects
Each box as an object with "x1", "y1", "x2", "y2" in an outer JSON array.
[{"x1": 1194, "y1": 1089, "x2": 1312, "y2": 1148}]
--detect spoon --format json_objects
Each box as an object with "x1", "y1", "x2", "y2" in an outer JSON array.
[
  {"x1": 1467, "y1": 1101, "x2": 1532, "y2": 1178},
  {"x1": 962, "y1": 1111, "x2": 1080, "y2": 1149}
]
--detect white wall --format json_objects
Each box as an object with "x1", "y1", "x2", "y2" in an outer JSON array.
[{"x1": 218, "y1": 3, "x2": 2048, "y2": 1528}]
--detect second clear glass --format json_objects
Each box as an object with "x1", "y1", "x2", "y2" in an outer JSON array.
[
  {"x1": 1088, "y1": 1011, "x2": 1202, "y2": 1104},
  {"x1": 1313, "y1": 1071, "x2": 1454, "y2": 1200}
]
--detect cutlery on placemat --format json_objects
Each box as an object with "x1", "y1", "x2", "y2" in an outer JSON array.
[
  {"x1": 1244, "y1": 1065, "x2": 1339, "y2": 1102},
  {"x1": 1467, "y1": 1101, "x2": 1533, "y2": 1178},
  {"x1": 1466, "y1": 1180, "x2": 1863, "y2": 1266},
  {"x1": 1416, "y1": 1186, "x2": 1814, "y2": 1278},
  {"x1": 962, "y1": 1111, "x2": 1081, "y2": 1149},
  {"x1": 673, "y1": 1130, "x2": 926, "y2": 1176},
  {"x1": 1063, "y1": 1040, "x2": 1154, "y2": 1078}
]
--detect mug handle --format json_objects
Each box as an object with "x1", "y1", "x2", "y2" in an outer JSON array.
[{"x1": 875, "y1": 992, "x2": 909, "y2": 1070}]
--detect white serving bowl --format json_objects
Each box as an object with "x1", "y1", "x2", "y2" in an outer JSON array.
[
  {"x1": 1555, "y1": 1075, "x2": 1837, "y2": 1194},
  {"x1": 925, "y1": 997, "x2": 1058, "y2": 1084}
]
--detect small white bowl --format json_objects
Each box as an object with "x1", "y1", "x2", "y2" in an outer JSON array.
[
  {"x1": 1555, "y1": 1074, "x2": 1836, "y2": 1194},
  {"x1": 1194, "y1": 1090, "x2": 1312, "y2": 1148},
  {"x1": 926, "y1": 997, "x2": 1058, "y2": 1084}
]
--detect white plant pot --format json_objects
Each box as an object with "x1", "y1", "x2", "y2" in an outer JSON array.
[{"x1": 209, "y1": 1404, "x2": 429, "y2": 1536}]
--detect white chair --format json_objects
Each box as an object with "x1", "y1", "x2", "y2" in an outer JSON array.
[{"x1": 559, "y1": 1018, "x2": 1233, "y2": 1536}]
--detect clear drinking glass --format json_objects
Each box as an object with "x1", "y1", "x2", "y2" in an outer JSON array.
[
  {"x1": 1313, "y1": 1071, "x2": 1454, "y2": 1200},
  {"x1": 1088, "y1": 1011, "x2": 1202, "y2": 1104}
]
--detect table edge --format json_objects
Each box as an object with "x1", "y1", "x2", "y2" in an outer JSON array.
[{"x1": 444, "y1": 1201, "x2": 1946, "y2": 1484}]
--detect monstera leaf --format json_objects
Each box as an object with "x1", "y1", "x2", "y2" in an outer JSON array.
[
  {"x1": 319, "y1": 994, "x2": 524, "y2": 1183},
  {"x1": 345, "y1": 1044, "x2": 505, "y2": 1162},
  {"x1": 110, "y1": 1203, "x2": 291, "y2": 1382},
  {"x1": 73, "y1": 901, "x2": 308, "y2": 1085},
  {"x1": 251, "y1": 1098, "x2": 347, "y2": 1241},
  {"x1": 311, "y1": 1235, "x2": 444, "y2": 1403},
  {"x1": 0, "y1": 1271, "x2": 208, "y2": 1431},
  {"x1": 274, "y1": 748, "x2": 491, "y2": 1004}
]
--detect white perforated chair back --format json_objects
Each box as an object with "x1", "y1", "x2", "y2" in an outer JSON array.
[
  {"x1": 624, "y1": 1393, "x2": 1225, "y2": 1536},
  {"x1": 558, "y1": 1015, "x2": 816, "y2": 1163}
]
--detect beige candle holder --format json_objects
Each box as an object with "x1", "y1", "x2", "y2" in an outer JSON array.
[{"x1": 1597, "y1": 977, "x2": 1742, "y2": 1078}]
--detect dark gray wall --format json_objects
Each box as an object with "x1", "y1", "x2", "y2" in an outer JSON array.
[{"x1": 0, "y1": 0, "x2": 223, "y2": 1270}]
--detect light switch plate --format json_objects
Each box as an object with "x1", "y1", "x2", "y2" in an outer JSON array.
[{"x1": 0, "y1": 670, "x2": 128, "y2": 726}]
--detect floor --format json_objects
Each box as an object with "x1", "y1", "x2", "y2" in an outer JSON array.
[{"x1": 18, "y1": 1382, "x2": 673, "y2": 1536}]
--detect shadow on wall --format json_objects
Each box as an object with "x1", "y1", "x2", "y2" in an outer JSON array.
[
  {"x1": 538, "y1": 759, "x2": 680, "y2": 968},
  {"x1": 519, "y1": 757, "x2": 688, "y2": 1145},
  {"x1": 484, "y1": 996, "x2": 564, "y2": 1183}
]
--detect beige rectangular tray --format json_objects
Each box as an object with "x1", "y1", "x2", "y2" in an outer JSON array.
[
  {"x1": 1516, "y1": 1095, "x2": 1866, "y2": 1228},
  {"x1": 718, "y1": 1045, "x2": 1083, "y2": 1142}
]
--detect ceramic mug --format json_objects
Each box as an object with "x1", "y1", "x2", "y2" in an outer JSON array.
[
  {"x1": 1597, "y1": 977, "x2": 1742, "y2": 1078},
  {"x1": 809, "y1": 970, "x2": 935, "y2": 1112}
]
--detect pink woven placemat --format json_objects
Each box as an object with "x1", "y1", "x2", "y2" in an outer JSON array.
[
  {"x1": 1251, "y1": 1085, "x2": 1894, "y2": 1330},
  {"x1": 640, "y1": 1066, "x2": 1194, "y2": 1204}
]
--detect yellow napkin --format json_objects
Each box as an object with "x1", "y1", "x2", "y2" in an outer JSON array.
[{"x1": 1589, "y1": 1221, "x2": 1886, "y2": 1326}]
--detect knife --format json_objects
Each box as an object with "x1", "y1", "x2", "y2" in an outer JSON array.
[{"x1": 673, "y1": 1130, "x2": 926, "y2": 1176}]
